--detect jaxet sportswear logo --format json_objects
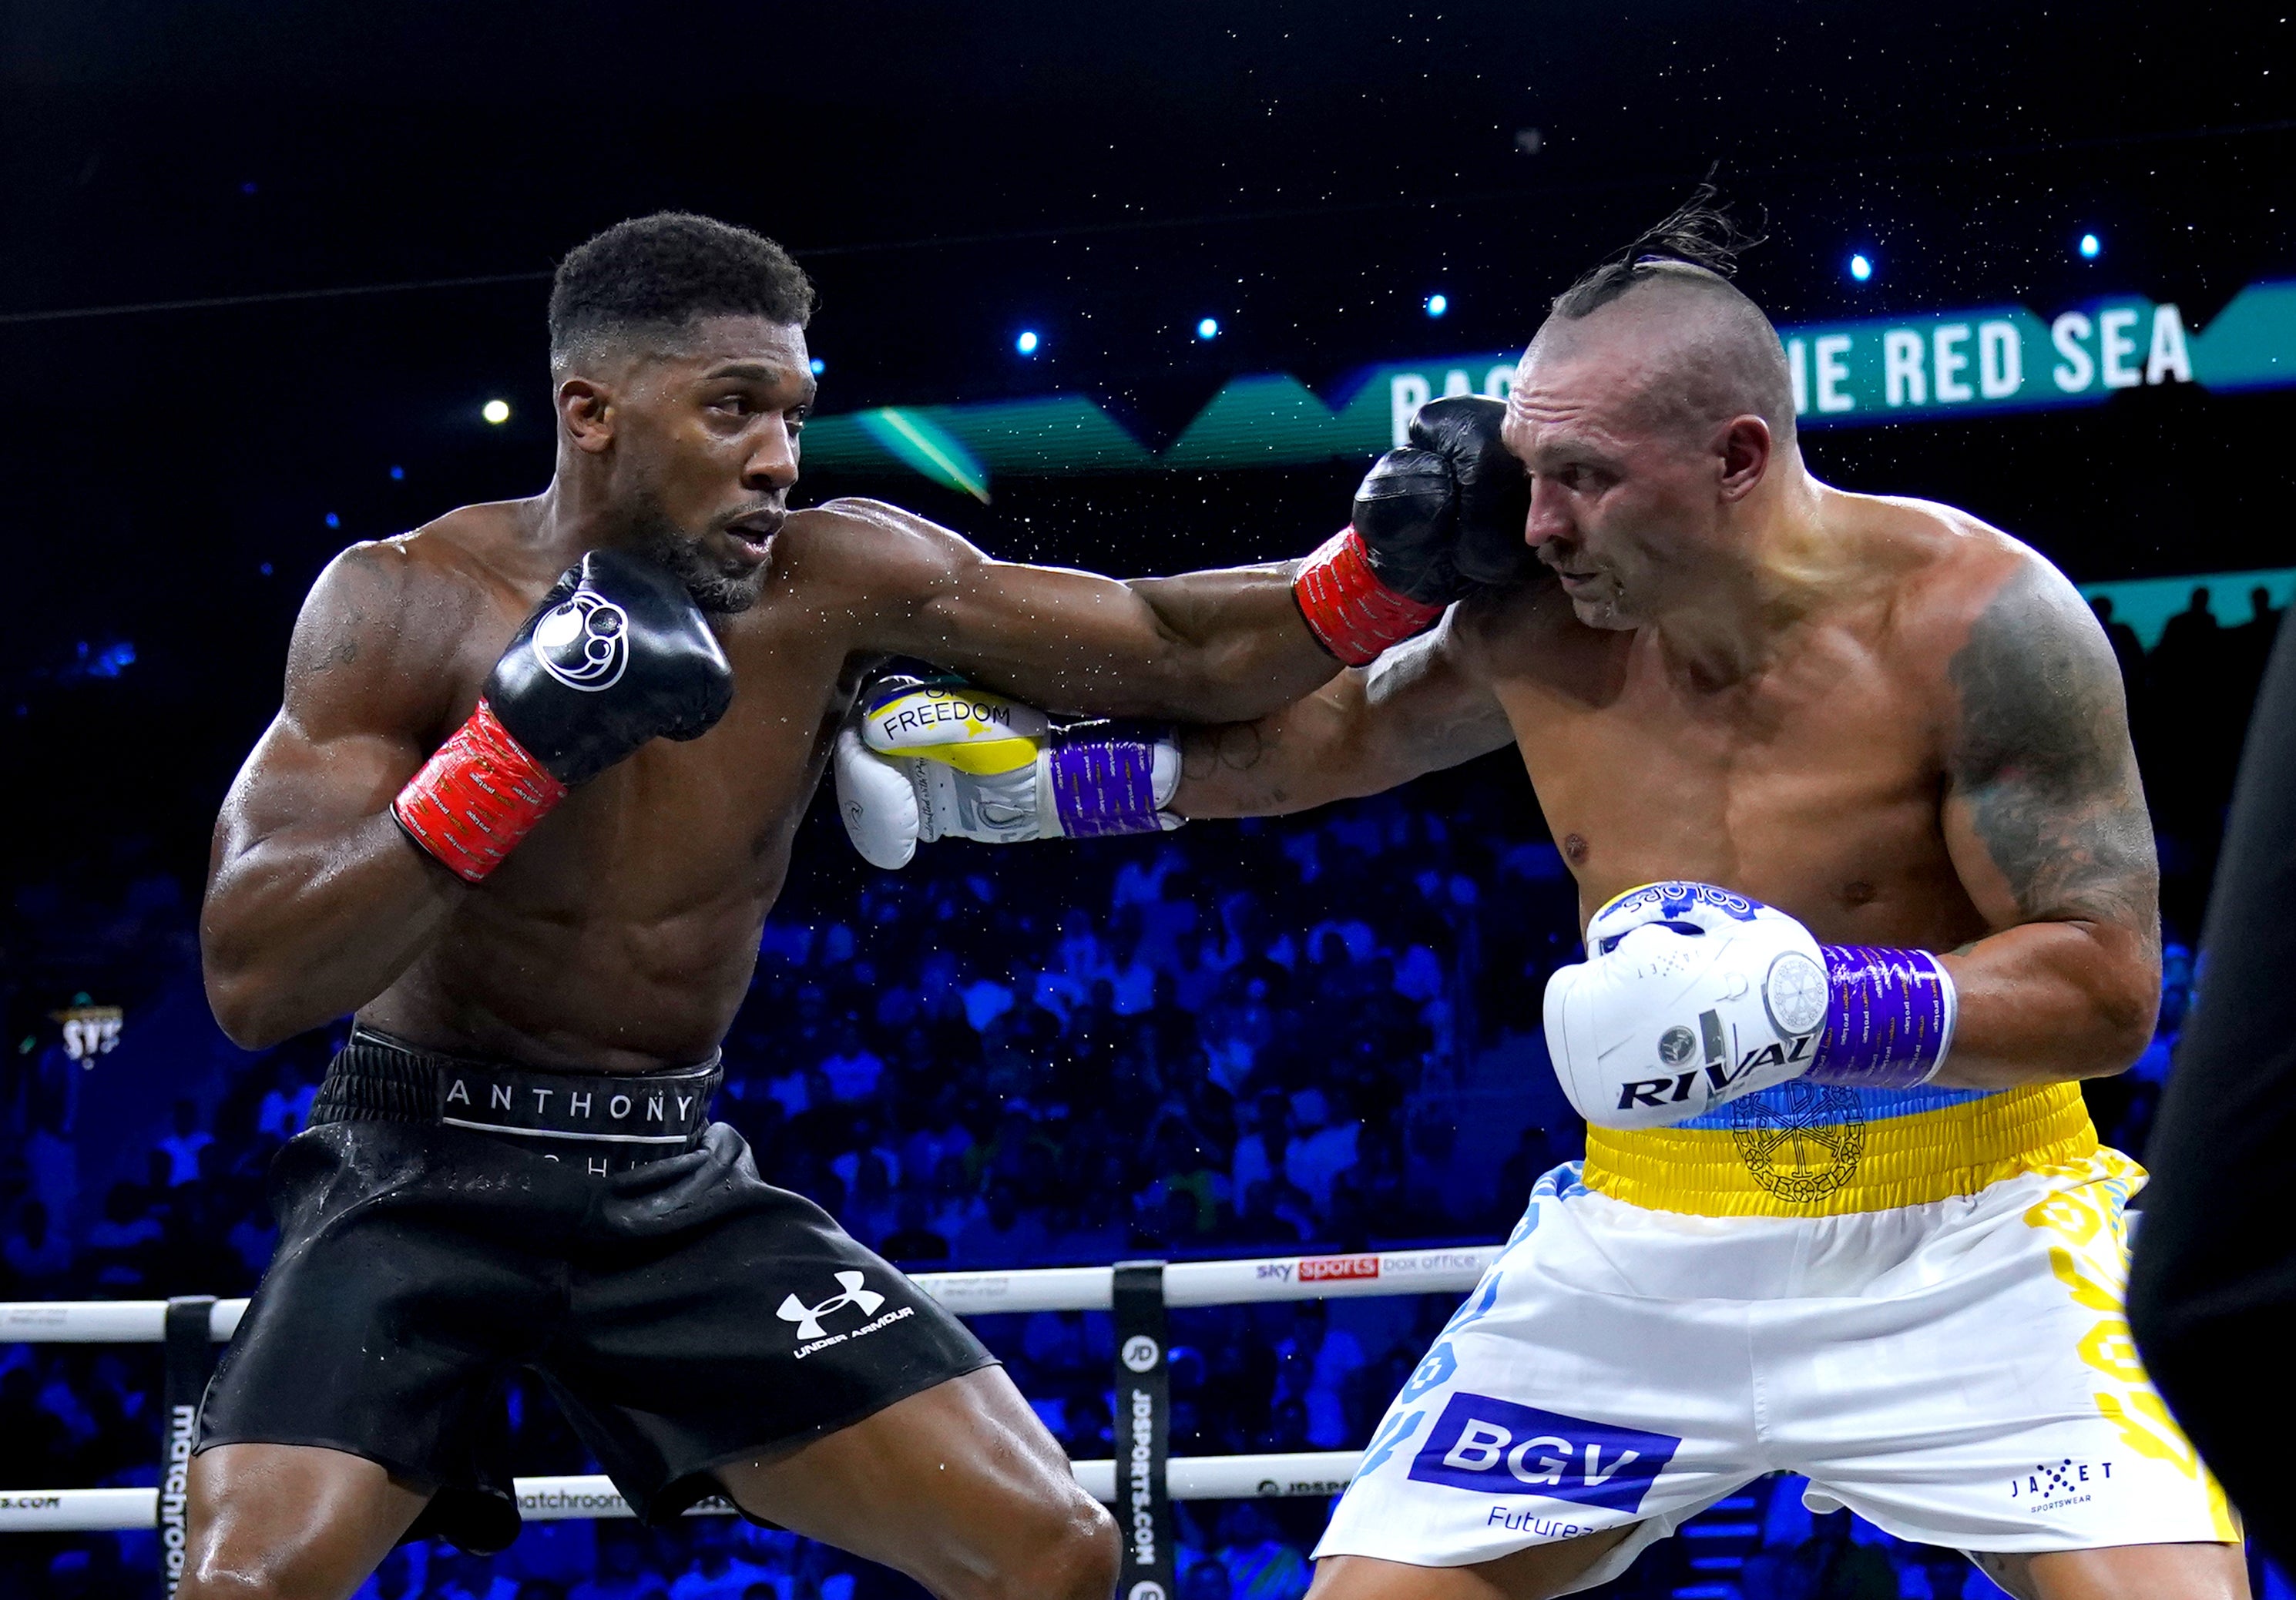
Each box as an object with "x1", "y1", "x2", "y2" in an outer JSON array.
[
  {"x1": 1408, "y1": 1393, "x2": 1680, "y2": 1514},
  {"x1": 530, "y1": 591, "x2": 629, "y2": 692},
  {"x1": 2009, "y1": 1457, "x2": 2115, "y2": 1513},
  {"x1": 778, "y1": 1271, "x2": 885, "y2": 1340}
]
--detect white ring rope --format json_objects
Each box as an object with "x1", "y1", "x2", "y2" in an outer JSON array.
[
  {"x1": 0, "y1": 1453, "x2": 1368, "y2": 1532},
  {"x1": 0, "y1": 1245, "x2": 1495, "y2": 1532},
  {"x1": 0, "y1": 1244, "x2": 1502, "y2": 1343}
]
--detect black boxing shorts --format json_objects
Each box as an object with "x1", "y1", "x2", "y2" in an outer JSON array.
[{"x1": 195, "y1": 1025, "x2": 995, "y2": 1555}]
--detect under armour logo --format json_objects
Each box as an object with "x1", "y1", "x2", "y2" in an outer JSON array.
[{"x1": 777, "y1": 1271, "x2": 885, "y2": 1341}]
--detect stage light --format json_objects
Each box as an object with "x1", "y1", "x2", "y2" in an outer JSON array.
[
  {"x1": 1197, "y1": 317, "x2": 1220, "y2": 340},
  {"x1": 1848, "y1": 253, "x2": 1873, "y2": 283},
  {"x1": 1015, "y1": 330, "x2": 1040, "y2": 355},
  {"x1": 482, "y1": 399, "x2": 511, "y2": 425},
  {"x1": 1426, "y1": 294, "x2": 1448, "y2": 318},
  {"x1": 2079, "y1": 233, "x2": 2102, "y2": 260},
  {"x1": 388, "y1": 465, "x2": 405, "y2": 481},
  {"x1": 810, "y1": 357, "x2": 825, "y2": 374},
  {"x1": 324, "y1": 513, "x2": 340, "y2": 529}
]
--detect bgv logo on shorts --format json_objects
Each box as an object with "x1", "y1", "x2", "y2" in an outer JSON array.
[{"x1": 1408, "y1": 1393, "x2": 1680, "y2": 1514}]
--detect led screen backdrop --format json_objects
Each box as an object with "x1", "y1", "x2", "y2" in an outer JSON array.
[{"x1": 803, "y1": 280, "x2": 2296, "y2": 500}]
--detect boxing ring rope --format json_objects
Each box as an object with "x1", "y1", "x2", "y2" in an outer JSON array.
[{"x1": 0, "y1": 1243, "x2": 1499, "y2": 1535}]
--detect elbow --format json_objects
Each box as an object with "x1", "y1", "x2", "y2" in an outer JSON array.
[
  {"x1": 200, "y1": 931, "x2": 306, "y2": 1052},
  {"x1": 205, "y1": 969, "x2": 299, "y2": 1052},
  {"x1": 2077, "y1": 985, "x2": 2160, "y2": 1081}
]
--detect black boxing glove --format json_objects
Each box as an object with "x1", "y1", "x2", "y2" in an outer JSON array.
[
  {"x1": 1407, "y1": 394, "x2": 1539, "y2": 589},
  {"x1": 1292, "y1": 395, "x2": 1534, "y2": 666},
  {"x1": 392, "y1": 549, "x2": 735, "y2": 881}
]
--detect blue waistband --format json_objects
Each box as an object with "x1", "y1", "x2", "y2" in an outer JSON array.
[{"x1": 1671, "y1": 1081, "x2": 2000, "y2": 1132}]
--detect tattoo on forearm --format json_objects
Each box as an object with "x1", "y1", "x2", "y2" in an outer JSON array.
[
  {"x1": 1947, "y1": 561, "x2": 2159, "y2": 948},
  {"x1": 1180, "y1": 723, "x2": 1269, "y2": 781}
]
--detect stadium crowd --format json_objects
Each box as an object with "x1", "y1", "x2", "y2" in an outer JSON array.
[{"x1": 0, "y1": 584, "x2": 2277, "y2": 1599}]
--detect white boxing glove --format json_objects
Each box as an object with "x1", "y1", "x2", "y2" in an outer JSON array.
[
  {"x1": 1543, "y1": 881, "x2": 1959, "y2": 1130},
  {"x1": 834, "y1": 673, "x2": 1180, "y2": 870},
  {"x1": 834, "y1": 725, "x2": 925, "y2": 869},
  {"x1": 1543, "y1": 883, "x2": 1832, "y2": 1130}
]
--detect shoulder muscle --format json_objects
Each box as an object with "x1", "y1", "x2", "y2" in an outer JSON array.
[{"x1": 283, "y1": 538, "x2": 484, "y2": 745}]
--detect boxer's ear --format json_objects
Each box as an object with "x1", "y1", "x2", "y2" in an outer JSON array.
[
  {"x1": 1715, "y1": 414, "x2": 1773, "y2": 501},
  {"x1": 558, "y1": 375, "x2": 616, "y2": 454}
]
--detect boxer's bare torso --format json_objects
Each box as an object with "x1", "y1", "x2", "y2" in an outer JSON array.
[
  {"x1": 205, "y1": 491, "x2": 1331, "y2": 1073},
  {"x1": 1177, "y1": 481, "x2": 2159, "y2": 1092},
  {"x1": 1481, "y1": 489, "x2": 2028, "y2": 953},
  {"x1": 300, "y1": 499, "x2": 915, "y2": 1070}
]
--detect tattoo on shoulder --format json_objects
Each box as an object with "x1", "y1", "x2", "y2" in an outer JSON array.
[{"x1": 1946, "y1": 558, "x2": 2157, "y2": 941}]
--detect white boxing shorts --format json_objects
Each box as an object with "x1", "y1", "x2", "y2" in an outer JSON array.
[{"x1": 1317, "y1": 1083, "x2": 2236, "y2": 1591}]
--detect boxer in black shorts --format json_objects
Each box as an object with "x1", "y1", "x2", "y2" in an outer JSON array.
[{"x1": 190, "y1": 212, "x2": 1357, "y2": 1600}]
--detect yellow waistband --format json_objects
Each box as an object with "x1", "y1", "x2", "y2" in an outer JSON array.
[{"x1": 1581, "y1": 1082, "x2": 2097, "y2": 1218}]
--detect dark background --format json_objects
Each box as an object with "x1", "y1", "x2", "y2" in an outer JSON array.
[
  {"x1": 4, "y1": 8, "x2": 2294, "y2": 1596},
  {"x1": 4, "y1": 0, "x2": 2292, "y2": 923}
]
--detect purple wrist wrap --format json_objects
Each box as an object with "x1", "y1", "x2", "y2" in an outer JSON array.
[
  {"x1": 1807, "y1": 944, "x2": 1958, "y2": 1089},
  {"x1": 1047, "y1": 727, "x2": 1162, "y2": 838}
]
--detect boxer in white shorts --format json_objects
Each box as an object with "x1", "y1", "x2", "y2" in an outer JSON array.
[{"x1": 844, "y1": 198, "x2": 2246, "y2": 1598}]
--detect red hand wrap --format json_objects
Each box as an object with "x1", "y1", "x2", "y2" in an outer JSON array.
[
  {"x1": 391, "y1": 699, "x2": 568, "y2": 884},
  {"x1": 1291, "y1": 528, "x2": 1447, "y2": 666}
]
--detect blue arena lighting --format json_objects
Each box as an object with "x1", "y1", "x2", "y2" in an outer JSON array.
[
  {"x1": 1848, "y1": 253, "x2": 1873, "y2": 283},
  {"x1": 2079, "y1": 233, "x2": 2103, "y2": 260},
  {"x1": 1197, "y1": 317, "x2": 1220, "y2": 340},
  {"x1": 1015, "y1": 330, "x2": 1040, "y2": 355},
  {"x1": 810, "y1": 357, "x2": 825, "y2": 374},
  {"x1": 388, "y1": 465, "x2": 405, "y2": 481},
  {"x1": 1425, "y1": 294, "x2": 1448, "y2": 318},
  {"x1": 324, "y1": 512, "x2": 341, "y2": 529}
]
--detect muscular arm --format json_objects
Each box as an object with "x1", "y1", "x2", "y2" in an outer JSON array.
[
  {"x1": 817, "y1": 498, "x2": 1344, "y2": 722},
  {"x1": 201, "y1": 544, "x2": 475, "y2": 1048},
  {"x1": 1170, "y1": 604, "x2": 1518, "y2": 817},
  {"x1": 1933, "y1": 552, "x2": 2161, "y2": 1088}
]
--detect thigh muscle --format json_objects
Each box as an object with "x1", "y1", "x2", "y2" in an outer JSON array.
[
  {"x1": 1977, "y1": 1541, "x2": 2250, "y2": 1600},
  {"x1": 1307, "y1": 1528, "x2": 1636, "y2": 1600},
  {"x1": 713, "y1": 1367, "x2": 1111, "y2": 1597},
  {"x1": 183, "y1": 1443, "x2": 431, "y2": 1600}
]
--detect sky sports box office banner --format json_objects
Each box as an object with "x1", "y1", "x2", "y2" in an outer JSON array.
[{"x1": 800, "y1": 280, "x2": 2296, "y2": 502}]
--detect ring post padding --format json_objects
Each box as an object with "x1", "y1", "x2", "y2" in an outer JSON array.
[
  {"x1": 1113, "y1": 1260, "x2": 1174, "y2": 1600},
  {"x1": 160, "y1": 1296, "x2": 215, "y2": 1596}
]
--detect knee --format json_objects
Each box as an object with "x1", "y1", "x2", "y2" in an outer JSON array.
[
  {"x1": 978, "y1": 1491, "x2": 1120, "y2": 1600},
  {"x1": 176, "y1": 1540, "x2": 353, "y2": 1600},
  {"x1": 176, "y1": 1568, "x2": 288, "y2": 1600}
]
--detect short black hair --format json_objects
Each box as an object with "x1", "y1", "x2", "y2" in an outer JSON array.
[
  {"x1": 1550, "y1": 179, "x2": 1766, "y2": 322},
  {"x1": 548, "y1": 212, "x2": 816, "y2": 368}
]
